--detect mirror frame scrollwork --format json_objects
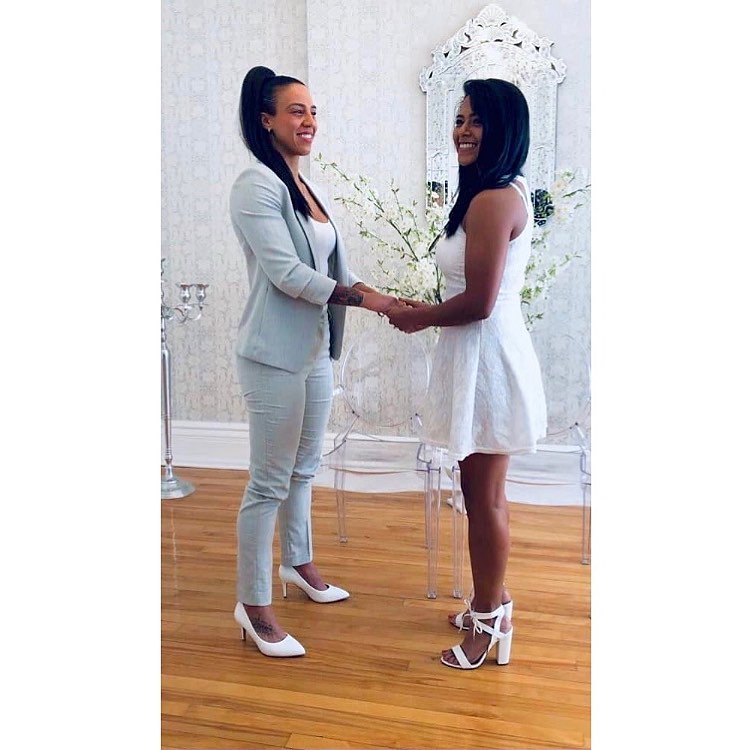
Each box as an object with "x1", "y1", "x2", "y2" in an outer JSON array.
[{"x1": 420, "y1": 4, "x2": 566, "y2": 208}]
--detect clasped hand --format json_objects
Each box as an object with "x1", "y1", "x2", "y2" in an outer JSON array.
[
  {"x1": 386, "y1": 297, "x2": 428, "y2": 334},
  {"x1": 362, "y1": 291, "x2": 428, "y2": 333}
]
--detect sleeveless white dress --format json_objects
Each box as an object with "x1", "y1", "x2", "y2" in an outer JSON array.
[{"x1": 422, "y1": 177, "x2": 547, "y2": 462}]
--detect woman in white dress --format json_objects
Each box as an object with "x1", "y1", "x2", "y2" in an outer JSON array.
[{"x1": 387, "y1": 79, "x2": 547, "y2": 670}]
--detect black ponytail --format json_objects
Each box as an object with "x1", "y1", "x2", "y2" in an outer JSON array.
[{"x1": 239, "y1": 66, "x2": 311, "y2": 217}]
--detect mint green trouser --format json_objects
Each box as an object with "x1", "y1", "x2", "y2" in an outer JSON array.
[{"x1": 235, "y1": 318, "x2": 332, "y2": 605}]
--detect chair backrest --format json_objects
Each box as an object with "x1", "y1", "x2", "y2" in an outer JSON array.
[
  {"x1": 536, "y1": 332, "x2": 591, "y2": 442},
  {"x1": 339, "y1": 325, "x2": 431, "y2": 429},
  {"x1": 507, "y1": 332, "x2": 590, "y2": 497}
]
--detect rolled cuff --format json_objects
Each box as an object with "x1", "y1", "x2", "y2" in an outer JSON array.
[
  {"x1": 300, "y1": 273, "x2": 337, "y2": 306},
  {"x1": 347, "y1": 269, "x2": 364, "y2": 287}
]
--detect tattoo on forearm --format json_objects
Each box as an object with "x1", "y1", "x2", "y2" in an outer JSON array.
[{"x1": 329, "y1": 286, "x2": 364, "y2": 306}]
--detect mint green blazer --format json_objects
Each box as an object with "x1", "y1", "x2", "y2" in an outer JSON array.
[{"x1": 230, "y1": 159, "x2": 357, "y2": 372}]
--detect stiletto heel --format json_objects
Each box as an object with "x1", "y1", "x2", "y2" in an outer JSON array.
[
  {"x1": 278, "y1": 565, "x2": 349, "y2": 603},
  {"x1": 440, "y1": 603, "x2": 512, "y2": 670},
  {"x1": 233, "y1": 603, "x2": 305, "y2": 658}
]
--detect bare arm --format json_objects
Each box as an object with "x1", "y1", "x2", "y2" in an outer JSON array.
[
  {"x1": 387, "y1": 188, "x2": 525, "y2": 332},
  {"x1": 329, "y1": 285, "x2": 365, "y2": 306},
  {"x1": 328, "y1": 284, "x2": 399, "y2": 313},
  {"x1": 353, "y1": 281, "x2": 379, "y2": 294}
]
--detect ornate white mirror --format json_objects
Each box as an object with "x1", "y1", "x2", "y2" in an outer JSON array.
[{"x1": 420, "y1": 4, "x2": 566, "y2": 207}]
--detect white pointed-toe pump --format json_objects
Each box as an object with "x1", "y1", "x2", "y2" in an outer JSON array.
[
  {"x1": 278, "y1": 565, "x2": 350, "y2": 603},
  {"x1": 233, "y1": 603, "x2": 305, "y2": 658}
]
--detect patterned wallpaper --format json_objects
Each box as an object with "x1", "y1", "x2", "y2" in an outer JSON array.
[
  {"x1": 161, "y1": 0, "x2": 309, "y2": 423},
  {"x1": 161, "y1": 0, "x2": 590, "y2": 441}
]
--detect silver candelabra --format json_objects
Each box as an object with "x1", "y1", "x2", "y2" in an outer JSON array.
[{"x1": 161, "y1": 257, "x2": 209, "y2": 499}]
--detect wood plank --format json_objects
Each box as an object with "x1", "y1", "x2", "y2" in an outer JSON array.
[{"x1": 162, "y1": 467, "x2": 590, "y2": 748}]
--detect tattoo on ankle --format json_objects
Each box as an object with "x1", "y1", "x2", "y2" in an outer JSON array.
[
  {"x1": 250, "y1": 618, "x2": 274, "y2": 636},
  {"x1": 328, "y1": 286, "x2": 364, "y2": 306}
]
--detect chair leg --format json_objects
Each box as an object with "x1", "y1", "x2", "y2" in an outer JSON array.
[
  {"x1": 581, "y1": 480, "x2": 591, "y2": 564},
  {"x1": 424, "y1": 460, "x2": 440, "y2": 599},
  {"x1": 423, "y1": 475, "x2": 429, "y2": 549},
  {"x1": 450, "y1": 465, "x2": 466, "y2": 599},
  {"x1": 334, "y1": 442, "x2": 348, "y2": 544}
]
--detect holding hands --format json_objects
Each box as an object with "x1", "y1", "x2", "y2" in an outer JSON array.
[
  {"x1": 387, "y1": 297, "x2": 431, "y2": 334},
  {"x1": 354, "y1": 284, "x2": 431, "y2": 333},
  {"x1": 361, "y1": 291, "x2": 403, "y2": 315},
  {"x1": 349, "y1": 282, "x2": 401, "y2": 315}
]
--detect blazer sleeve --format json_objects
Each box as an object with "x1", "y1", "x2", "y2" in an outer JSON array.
[{"x1": 230, "y1": 171, "x2": 336, "y2": 305}]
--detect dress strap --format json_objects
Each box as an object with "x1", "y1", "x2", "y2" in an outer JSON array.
[{"x1": 508, "y1": 177, "x2": 530, "y2": 216}]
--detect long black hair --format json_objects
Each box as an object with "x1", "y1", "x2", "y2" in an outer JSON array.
[
  {"x1": 445, "y1": 78, "x2": 530, "y2": 237},
  {"x1": 239, "y1": 65, "x2": 311, "y2": 217}
]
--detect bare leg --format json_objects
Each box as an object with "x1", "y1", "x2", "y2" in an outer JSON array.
[
  {"x1": 442, "y1": 452, "x2": 512, "y2": 665},
  {"x1": 449, "y1": 451, "x2": 511, "y2": 625}
]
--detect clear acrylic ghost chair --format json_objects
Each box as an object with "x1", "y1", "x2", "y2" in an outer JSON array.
[
  {"x1": 323, "y1": 324, "x2": 458, "y2": 599},
  {"x1": 544, "y1": 333, "x2": 591, "y2": 565},
  {"x1": 573, "y1": 422, "x2": 591, "y2": 564},
  {"x1": 507, "y1": 331, "x2": 591, "y2": 564}
]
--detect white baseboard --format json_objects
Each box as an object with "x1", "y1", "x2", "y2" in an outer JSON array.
[
  {"x1": 162, "y1": 420, "x2": 250, "y2": 470},
  {"x1": 162, "y1": 421, "x2": 585, "y2": 505},
  {"x1": 162, "y1": 420, "x2": 340, "y2": 471}
]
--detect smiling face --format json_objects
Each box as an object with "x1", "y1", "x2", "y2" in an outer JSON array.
[
  {"x1": 261, "y1": 82, "x2": 317, "y2": 164},
  {"x1": 453, "y1": 96, "x2": 483, "y2": 167}
]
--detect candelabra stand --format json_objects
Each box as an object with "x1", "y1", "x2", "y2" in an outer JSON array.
[{"x1": 161, "y1": 258, "x2": 209, "y2": 499}]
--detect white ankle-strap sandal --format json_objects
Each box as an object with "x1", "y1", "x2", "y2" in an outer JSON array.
[
  {"x1": 440, "y1": 603, "x2": 513, "y2": 670},
  {"x1": 453, "y1": 597, "x2": 513, "y2": 630}
]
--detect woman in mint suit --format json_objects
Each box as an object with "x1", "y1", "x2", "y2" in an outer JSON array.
[{"x1": 229, "y1": 66, "x2": 398, "y2": 658}]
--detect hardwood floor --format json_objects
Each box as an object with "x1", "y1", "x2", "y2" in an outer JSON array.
[{"x1": 162, "y1": 467, "x2": 590, "y2": 749}]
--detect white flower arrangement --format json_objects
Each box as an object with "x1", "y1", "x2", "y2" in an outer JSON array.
[
  {"x1": 316, "y1": 155, "x2": 447, "y2": 305},
  {"x1": 315, "y1": 154, "x2": 590, "y2": 329},
  {"x1": 525, "y1": 169, "x2": 591, "y2": 328}
]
